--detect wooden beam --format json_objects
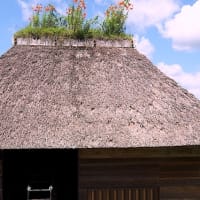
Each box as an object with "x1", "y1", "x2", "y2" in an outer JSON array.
[{"x1": 79, "y1": 146, "x2": 200, "y2": 159}]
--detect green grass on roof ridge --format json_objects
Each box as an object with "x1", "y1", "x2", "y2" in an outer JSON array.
[{"x1": 14, "y1": 27, "x2": 133, "y2": 41}]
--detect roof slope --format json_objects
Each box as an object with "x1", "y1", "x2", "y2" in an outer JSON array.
[{"x1": 0, "y1": 45, "x2": 200, "y2": 148}]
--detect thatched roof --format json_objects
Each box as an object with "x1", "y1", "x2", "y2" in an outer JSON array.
[{"x1": 0, "y1": 45, "x2": 200, "y2": 149}]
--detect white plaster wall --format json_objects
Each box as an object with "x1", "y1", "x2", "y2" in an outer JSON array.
[{"x1": 15, "y1": 38, "x2": 133, "y2": 48}]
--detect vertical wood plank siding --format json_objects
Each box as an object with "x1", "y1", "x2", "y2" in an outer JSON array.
[{"x1": 80, "y1": 188, "x2": 159, "y2": 200}]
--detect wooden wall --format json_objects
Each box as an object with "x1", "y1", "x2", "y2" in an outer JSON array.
[
  {"x1": 79, "y1": 157, "x2": 160, "y2": 200},
  {"x1": 0, "y1": 151, "x2": 2, "y2": 200},
  {"x1": 79, "y1": 147, "x2": 200, "y2": 200},
  {"x1": 160, "y1": 157, "x2": 200, "y2": 199},
  {"x1": 1, "y1": 147, "x2": 200, "y2": 200}
]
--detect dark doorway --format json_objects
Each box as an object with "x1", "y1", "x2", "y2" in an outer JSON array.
[{"x1": 3, "y1": 149, "x2": 78, "y2": 200}]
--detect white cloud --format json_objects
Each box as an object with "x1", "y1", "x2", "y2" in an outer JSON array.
[
  {"x1": 134, "y1": 35, "x2": 154, "y2": 58},
  {"x1": 127, "y1": 0, "x2": 180, "y2": 31},
  {"x1": 157, "y1": 62, "x2": 200, "y2": 99},
  {"x1": 55, "y1": 2, "x2": 68, "y2": 15},
  {"x1": 161, "y1": 0, "x2": 200, "y2": 51},
  {"x1": 95, "y1": 0, "x2": 103, "y2": 4},
  {"x1": 17, "y1": 0, "x2": 33, "y2": 21},
  {"x1": 17, "y1": 0, "x2": 68, "y2": 21}
]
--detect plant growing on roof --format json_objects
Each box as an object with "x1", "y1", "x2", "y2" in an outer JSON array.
[
  {"x1": 16, "y1": 0, "x2": 133, "y2": 40},
  {"x1": 102, "y1": 0, "x2": 133, "y2": 35},
  {"x1": 41, "y1": 4, "x2": 58, "y2": 27},
  {"x1": 31, "y1": 4, "x2": 43, "y2": 27},
  {"x1": 66, "y1": 0, "x2": 86, "y2": 32},
  {"x1": 66, "y1": 0, "x2": 98, "y2": 38},
  {"x1": 31, "y1": 4, "x2": 63, "y2": 28}
]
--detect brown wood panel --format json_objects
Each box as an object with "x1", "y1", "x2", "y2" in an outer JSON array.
[
  {"x1": 0, "y1": 160, "x2": 2, "y2": 176},
  {"x1": 79, "y1": 149, "x2": 200, "y2": 199},
  {"x1": 0, "y1": 159, "x2": 2, "y2": 200},
  {"x1": 160, "y1": 157, "x2": 200, "y2": 199},
  {"x1": 80, "y1": 188, "x2": 159, "y2": 200},
  {"x1": 160, "y1": 157, "x2": 200, "y2": 187},
  {"x1": 161, "y1": 186, "x2": 200, "y2": 199},
  {"x1": 79, "y1": 153, "x2": 160, "y2": 200},
  {"x1": 79, "y1": 147, "x2": 200, "y2": 159},
  {"x1": 0, "y1": 175, "x2": 2, "y2": 190},
  {"x1": 79, "y1": 158, "x2": 159, "y2": 188}
]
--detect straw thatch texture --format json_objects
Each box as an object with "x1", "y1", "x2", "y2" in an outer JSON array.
[{"x1": 0, "y1": 45, "x2": 200, "y2": 148}]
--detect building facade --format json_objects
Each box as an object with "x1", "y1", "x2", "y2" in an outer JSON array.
[{"x1": 1, "y1": 40, "x2": 200, "y2": 199}]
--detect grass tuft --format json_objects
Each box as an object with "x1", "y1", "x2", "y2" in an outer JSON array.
[{"x1": 14, "y1": 27, "x2": 133, "y2": 40}]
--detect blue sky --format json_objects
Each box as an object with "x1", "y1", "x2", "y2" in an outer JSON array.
[{"x1": 1, "y1": 0, "x2": 200, "y2": 99}]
